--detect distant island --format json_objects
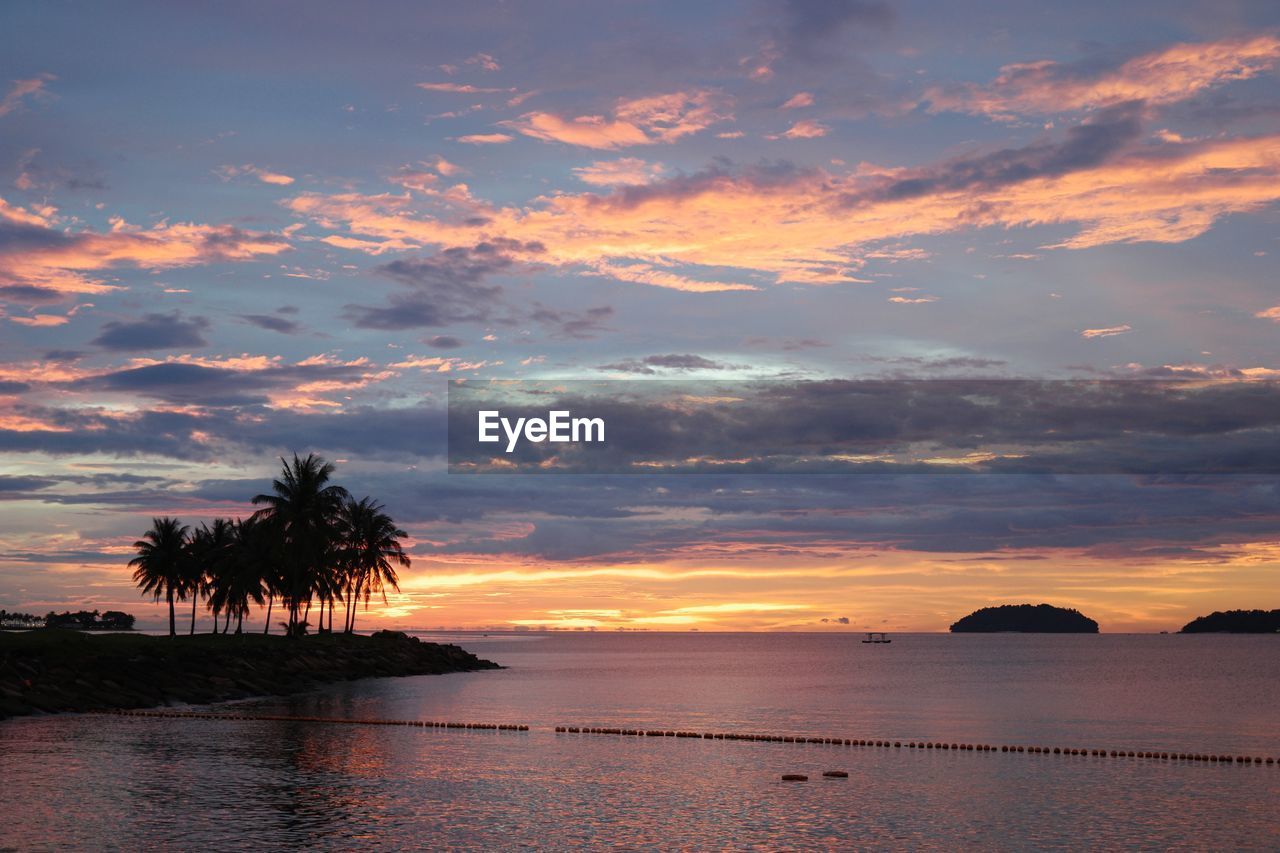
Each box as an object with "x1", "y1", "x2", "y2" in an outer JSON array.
[
  {"x1": 0, "y1": 629, "x2": 498, "y2": 719},
  {"x1": 950, "y1": 604, "x2": 1099, "y2": 633},
  {"x1": 1180, "y1": 609, "x2": 1280, "y2": 633},
  {"x1": 1, "y1": 610, "x2": 136, "y2": 631}
]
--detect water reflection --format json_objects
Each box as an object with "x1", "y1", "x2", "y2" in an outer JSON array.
[{"x1": 1, "y1": 633, "x2": 1277, "y2": 848}]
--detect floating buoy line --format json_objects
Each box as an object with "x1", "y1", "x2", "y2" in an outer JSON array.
[
  {"x1": 94, "y1": 711, "x2": 1276, "y2": 766},
  {"x1": 552, "y1": 725, "x2": 1277, "y2": 766},
  {"x1": 99, "y1": 709, "x2": 528, "y2": 731}
]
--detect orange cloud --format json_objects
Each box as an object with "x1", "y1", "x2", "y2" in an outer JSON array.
[
  {"x1": 8, "y1": 313, "x2": 68, "y2": 327},
  {"x1": 773, "y1": 119, "x2": 827, "y2": 139},
  {"x1": 1081, "y1": 324, "x2": 1132, "y2": 338},
  {"x1": 928, "y1": 34, "x2": 1280, "y2": 118},
  {"x1": 285, "y1": 131, "x2": 1280, "y2": 287},
  {"x1": 781, "y1": 92, "x2": 815, "y2": 109},
  {"x1": 1, "y1": 196, "x2": 290, "y2": 297},
  {"x1": 456, "y1": 133, "x2": 513, "y2": 144},
  {"x1": 1255, "y1": 306, "x2": 1280, "y2": 321},
  {"x1": 504, "y1": 90, "x2": 731, "y2": 149}
]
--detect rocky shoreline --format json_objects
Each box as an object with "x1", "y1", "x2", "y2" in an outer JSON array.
[{"x1": 0, "y1": 629, "x2": 500, "y2": 719}]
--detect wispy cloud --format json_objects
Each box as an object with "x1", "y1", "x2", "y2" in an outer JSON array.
[
  {"x1": 927, "y1": 34, "x2": 1280, "y2": 119},
  {"x1": 504, "y1": 90, "x2": 731, "y2": 149},
  {"x1": 0, "y1": 74, "x2": 55, "y2": 118}
]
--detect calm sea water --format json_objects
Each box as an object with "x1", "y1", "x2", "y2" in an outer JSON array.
[{"x1": 2, "y1": 633, "x2": 1277, "y2": 850}]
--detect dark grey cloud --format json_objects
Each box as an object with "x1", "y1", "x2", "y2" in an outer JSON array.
[
  {"x1": 0, "y1": 380, "x2": 30, "y2": 394},
  {"x1": 42, "y1": 350, "x2": 84, "y2": 362},
  {"x1": 777, "y1": 0, "x2": 894, "y2": 56},
  {"x1": 448, "y1": 378, "x2": 1280, "y2": 474},
  {"x1": 346, "y1": 239, "x2": 543, "y2": 330},
  {"x1": 857, "y1": 102, "x2": 1145, "y2": 204},
  {"x1": 90, "y1": 311, "x2": 211, "y2": 351},
  {"x1": 600, "y1": 353, "x2": 730, "y2": 374},
  {"x1": 0, "y1": 284, "x2": 66, "y2": 305},
  {"x1": 426, "y1": 335, "x2": 464, "y2": 349},
  {"x1": 66, "y1": 359, "x2": 376, "y2": 407},
  {"x1": 531, "y1": 304, "x2": 614, "y2": 340},
  {"x1": 240, "y1": 313, "x2": 301, "y2": 334}
]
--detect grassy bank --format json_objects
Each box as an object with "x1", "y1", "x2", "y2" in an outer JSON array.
[{"x1": 0, "y1": 629, "x2": 500, "y2": 719}]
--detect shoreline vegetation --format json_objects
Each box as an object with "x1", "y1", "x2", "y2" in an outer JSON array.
[{"x1": 0, "y1": 629, "x2": 499, "y2": 719}]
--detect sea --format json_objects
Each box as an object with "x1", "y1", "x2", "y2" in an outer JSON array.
[{"x1": 1, "y1": 632, "x2": 1277, "y2": 850}]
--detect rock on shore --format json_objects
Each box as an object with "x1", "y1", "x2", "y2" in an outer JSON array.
[{"x1": 0, "y1": 629, "x2": 500, "y2": 718}]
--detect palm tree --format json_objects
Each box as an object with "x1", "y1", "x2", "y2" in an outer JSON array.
[
  {"x1": 251, "y1": 453, "x2": 349, "y2": 637},
  {"x1": 187, "y1": 519, "x2": 234, "y2": 634},
  {"x1": 340, "y1": 497, "x2": 411, "y2": 634},
  {"x1": 130, "y1": 517, "x2": 189, "y2": 637},
  {"x1": 220, "y1": 517, "x2": 269, "y2": 633}
]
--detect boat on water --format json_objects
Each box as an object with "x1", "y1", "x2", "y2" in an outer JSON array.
[{"x1": 862, "y1": 631, "x2": 891, "y2": 644}]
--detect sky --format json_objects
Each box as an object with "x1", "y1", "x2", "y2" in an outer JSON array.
[{"x1": 1, "y1": 0, "x2": 1279, "y2": 632}]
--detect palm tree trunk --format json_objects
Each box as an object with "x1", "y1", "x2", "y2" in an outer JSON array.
[
  {"x1": 223, "y1": 609, "x2": 232, "y2": 633},
  {"x1": 344, "y1": 587, "x2": 354, "y2": 634},
  {"x1": 211, "y1": 607, "x2": 219, "y2": 634},
  {"x1": 167, "y1": 588, "x2": 175, "y2": 637},
  {"x1": 236, "y1": 612, "x2": 243, "y2": 634},
  {"x1": 190, "y1": 594, "x2": 197, "y2": 635},
  {"x1": 263, "y1": 596, "x2": 273, "y2": 634}
]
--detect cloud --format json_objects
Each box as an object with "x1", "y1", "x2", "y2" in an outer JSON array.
[
  {"x1": 8, "y1": 313, "x2": 68, "y2": 327},
  {"x1": 426, "y1": 335, "x2": 464, "y2": 348},
  {"x1": 781, "y1": 92, "x2": 815, "y2": 109},
  {"x1": 1081, "y1": 324, "x2": 1132, "y2": 339},
  {"x1": 287, "y1": 109, "x2": 1280, "y2": 288},
  {"x1": 240, "y1": 314, "x2": 301, "y2": 334},
  {"x1": 599, "y1": 353, "x2": 730, "y2": 374},
  {"x1": 0, "y1": 74, "x2": 55, "y2": 117},
  {"x1": 345, "y1": 239, "x2": 542, "y2": 330},
  {"x1": 888, "y1": 295, "x2": 937, "y2": 304},
  {"x1": 0, "y1": 196, "x2": 290, "y2": 297},
  {"x1": 504, "y1": 90, "x2": 730, "y2": 149},
  {"x1": 418, "y1": 82, "x2": 515, "y2": 94},
  {"x1": 774, "y1": 0, "x2": 894, "y2": 61},
  {"x1": 573, "y1": 158, "x2": 666, "y2": 187},
  {"x1": 216, "y1": 164, "x2": 295, "y2": 185},
  {"x1": 65, "y1": 354, "x2": 387, "y2": 409},
  {"x1": 774, "y1": 119, "x2": 827, "y2": 139},
  {"x1": 530, "y1": 304, "x2": 614, "y2": 339},
  {"x1": 927, "y1": 35, "x2": 1280, "y2": 119},
  {"x1": 91, "y1": 311, "x2": 211, "y2": 351},
  {"x1": 1255, "y1": 306, "x2": 1280, "y2": 321},
  {"x1": 456, "y1": 133, "x2": 513, "y2": 144},
  {"x1": 466, "y1": 53, "x2": 501, "y2": 72}
]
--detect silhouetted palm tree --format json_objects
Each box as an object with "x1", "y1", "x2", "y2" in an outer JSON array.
[
  {"x1": 340, "y1": 497, "x2": 411, "y2": 633},
  {"x1": 129, "y1": 517, "x2": 189, "y2": 637},
  {"x1": 187, "y1": 518, "x2": 234, "y2": 634},
  {"x1": 251, "y1": 453, "x2": 349, "y2": 636}
]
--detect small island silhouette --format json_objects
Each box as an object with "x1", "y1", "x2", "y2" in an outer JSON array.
[
  {"x1": 950, "y1": 604, "x2": 1099, "y2": 633},
  {"x1": 1180, "y1": 609, "x2": 1280, "y2": 633}
]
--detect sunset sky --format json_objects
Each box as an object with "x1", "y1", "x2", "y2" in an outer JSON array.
[{"x1": 2, "y1": 0, "x2": 1279, "y2": 632}]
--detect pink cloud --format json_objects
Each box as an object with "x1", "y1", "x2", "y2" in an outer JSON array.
[{"x1": 0, "y1": 74, "x2": 55, "y2": 117}]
